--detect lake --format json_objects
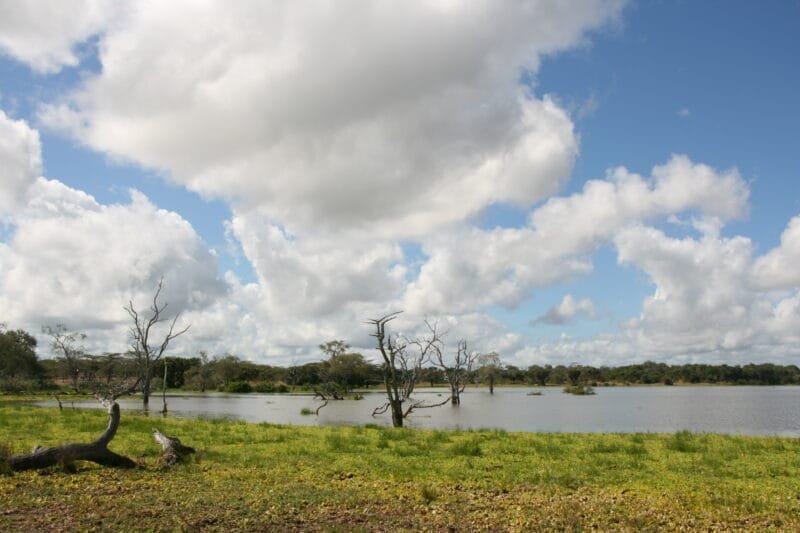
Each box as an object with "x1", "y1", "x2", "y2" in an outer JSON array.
[{"x1": 37, "y1": 386, "x2": 800, "y2": 436}]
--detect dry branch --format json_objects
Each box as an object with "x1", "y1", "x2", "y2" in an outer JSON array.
[{"x1": 7, "y1": 397, "x2": 136, "y2": 472}]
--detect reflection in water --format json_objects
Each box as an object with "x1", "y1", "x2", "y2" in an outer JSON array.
[{"x1": 33, "y1": 386, "x2": 800, "y2": 436}]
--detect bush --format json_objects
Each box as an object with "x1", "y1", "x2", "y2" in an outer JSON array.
[
  {"x1": 220, "y1": 381, "x2": 252, "y2": 393},
  {"x1": 563, "y1": 385, "x2": 595, "y2": 395},
  {"x1": 253, "y1": 381, "x2": 291, "y2": 393}
]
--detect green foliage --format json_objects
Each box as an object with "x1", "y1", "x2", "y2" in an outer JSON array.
[
  {"x1": 253, "y1": 381, "x2": 290, "y2": 393},
  {"x1": 0, "y1": 325, "x2": 43, "y2": 380},
  {"x1": 0, "y1": 404, "x2": 798, "y2": 531},
  {"x1": 665, "y1": 430, "x2": 699, "y2": 453},
  {"x1": 220, "y1": 380, "x2": 252, "y2": 393},
  {"x1": 563, "y1": 385, "x2": 595, "y2": 395},
  {"x1": 300, "y1": 407, "x2": 314, "y2": 416},
  {"x1": 449, "y1": 438, "x2": 483, "y2": 457}
]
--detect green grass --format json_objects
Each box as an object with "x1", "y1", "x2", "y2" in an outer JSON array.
[{"x1": 0, "y1": 403, "x2": 798, "y2": 531}]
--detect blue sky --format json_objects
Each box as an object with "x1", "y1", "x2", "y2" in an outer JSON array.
[{"x1": 1, "y1": 1, "x2": 799, "y2": 366}]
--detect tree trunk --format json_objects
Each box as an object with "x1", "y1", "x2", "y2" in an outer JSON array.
[
  {"x1": 489, "y1": 377, "x2": 495, "y2": 394},
  {"x1": 7, "y1": 401, "x2": 136, "y2": 472},
  {"x1": 142, "y1": 368, "x2": 151, "y2": 407},
  {"x1": 152, "y1": 429, "x2": 195, "y2": 467},
  {"x1": 390, "y1": 399, "x2": 404, "y2": 427},
  {"x1": 450, "y1": 384, "x2": 461, "y2": 405}
]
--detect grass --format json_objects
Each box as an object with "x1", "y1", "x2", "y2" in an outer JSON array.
[{"x1": 0, "y1": 403, "x2": 798, "y2": 531}]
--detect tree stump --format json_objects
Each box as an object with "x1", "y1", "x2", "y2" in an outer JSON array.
[{"x1": 152, "y1": 429, "x2": 196, "y2": 467}]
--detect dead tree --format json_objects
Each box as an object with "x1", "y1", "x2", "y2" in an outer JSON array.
[
  {"x1": 6, "y1": 391, "x2": 138, "y2": 472},
  {"x1": 152, "y1": 428, "x2": 195, "y2": 467},
  {"x1": 368, "y1": 312, "x2": 446, "y2": 427},
  {"x1": 124, "y1": 278, "x2": 190, "y2": 408},
  {"x1": 434, "y1": 339, "x2": 481, "y2": 405}
]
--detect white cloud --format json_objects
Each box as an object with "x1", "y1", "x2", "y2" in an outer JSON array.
[
  {"x1": 0, "y1": 110, "x2": 41, "y2": 218},
  {"x1": 614, "y1": 224, "x2": 758, "y2": 353},
  {"x1": 228, "y1": 211, "x2": 407, "y2": 317},
  {"x1": 39, "y1": 0, "x2": 624, "y2": 239},
  {"x1": 511, "y1": 218, "x2": 800, "y2": 367},
  {"x1": 403, "y1": 155, "x2": 749, "y2": 316},
  {"x1": 0, "y1": 176, "x2": 226, "y2": 353},
  {"x1": 0, "y1": 0, "x2": 115, "y2": 73},
  {"x1": 752, "y1": 216, "x2": 800, "y2": 290},
  {"x1": 535, "y1": 294, "x2": 597, "y2": 325},
  {"x1": 677, "y1": 108, "x2": 691, "y2": 118}
]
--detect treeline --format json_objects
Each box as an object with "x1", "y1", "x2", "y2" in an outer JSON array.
[{"x1": 2, "y1": 325, "x2": 798, "y2": 393}]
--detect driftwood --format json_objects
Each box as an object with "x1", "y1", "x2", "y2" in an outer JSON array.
[
  {"x1": 152, "y1": 429, "x2": 196, "y2": 467},
  {"x1": 7, "y1": 397, "x2": 136, "y2": 472}
]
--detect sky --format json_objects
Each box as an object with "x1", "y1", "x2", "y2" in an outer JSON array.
[{"x1": 0, "y1": 0, "x2": 799, "y2": 367}]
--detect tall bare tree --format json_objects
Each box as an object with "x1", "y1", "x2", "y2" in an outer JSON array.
[
  {"x1": 434, "y1": 339, "x2": 481, "y2": 405},
  {"x1": 368, "y1": 312, "x2": 447, "y2": 427},
  {"x1": 124, "y1": 278, "x2": 190, "y2": 407},
  {"x1": 43, "y1": 325, "x2": 87, "y2": 392}
]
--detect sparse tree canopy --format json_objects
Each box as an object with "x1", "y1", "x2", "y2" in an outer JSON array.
[
  {"x1": 43, "y1": 324, "x2": 87, "y2": 392},
  {"x1": 433, "y1": 337, "x2": 480, "y2": 405},
  {"x1": 368, "y1": 312, "x2": 449, "y2": 427},
  {"x1": 477, "y1": 351, "x2": 503, "y2": 394},
  {"x1": 123, "y1": 278, "x2": 190, "y2": 407}
]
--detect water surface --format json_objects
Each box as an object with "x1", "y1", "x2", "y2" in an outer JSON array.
[{"x1": 36, "y1": 386, "x2": 800, "y2": 436}]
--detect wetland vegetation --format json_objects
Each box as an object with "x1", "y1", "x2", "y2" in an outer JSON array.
[{"x1": 1, "y1": 403, "x2": 799, "y2": 531}]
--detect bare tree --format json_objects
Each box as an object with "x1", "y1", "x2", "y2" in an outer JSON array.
[
  {"x1": 368, "y1": 312, "x2": 448, "y2": 427},
  {"x1": 43, "y1": 325, "x2": 86, "y2": 392},
  {"x1": 433, "y1": 339, "x2": 481, "y2": 405},
  {"x1": 123, "y1": 278, "x2": 190, "y2": 407}
]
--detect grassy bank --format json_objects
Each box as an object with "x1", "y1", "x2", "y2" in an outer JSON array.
[{"x1": 1, "y1": 404, "x2": 798, "y2": 531}]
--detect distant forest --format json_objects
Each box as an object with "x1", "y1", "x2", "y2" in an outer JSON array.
[{"x1": 2, "y1": 325, "x2": 798, "y2": 393}]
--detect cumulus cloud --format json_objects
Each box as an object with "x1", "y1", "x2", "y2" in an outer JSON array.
[
  {"x1": 0, "y1": 110, "x2": 41, "y2": 218},
  {"x1": 0, "y1": 108, "x2": 226, "y2": 356},
  {"x1": 39, "y1": 1, "x2": 625, "y2": 238},
  {"x1": 0, "y1": 0, "x2": 115, "y2": 73},
  {"x1": 752, "y1": 216, "x2": 800, "y2": 290},
  {"x1": 229, "y1": 211, "x2": 407, "y2": 317},
  {"x1": 403, "y1": 155, "x2": 749, "y2": 316},
  {"x1": 534, "y1": 295, "x2": 597, "y2": 325},
  {"x1": 0, "y1": 178, "x2": 225, "y2": 334},
  {"x1": 510, "y1": 218, "x2": 800, "y2": 367}
]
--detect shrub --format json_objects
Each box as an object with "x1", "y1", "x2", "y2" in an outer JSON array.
[
  {"x1": 563, "y1": 385, "x2": 595, "y2": 395},
  {"x1": 253, "y1": 381, "x2": 291, "y2": 393},
  {"x1": 220, "y1": 381, "x2": 252, "y2": 393}
]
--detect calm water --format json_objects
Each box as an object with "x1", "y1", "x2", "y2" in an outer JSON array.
[{"x1": 38, "y1": 386, "x2": 800, "y2": 436}]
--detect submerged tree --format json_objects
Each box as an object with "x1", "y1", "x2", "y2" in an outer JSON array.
[
  {"x1": 368, "y1": 312, "x2": 447, "y2": 427},
  {"x1": 433, "y1": 339, "x2": 480, "y2": 405},
  {"x1": 477, "y1": 351, "x2": 503, "y2": 394},
  {"x1": 123, "y1": 278, "x2": 190, "y2": 407}
]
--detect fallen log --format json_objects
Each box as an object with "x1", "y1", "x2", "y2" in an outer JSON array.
[
  {"x1": 7, "y1": 397, "x2": 136, "y2": 472},
  {"x1": 152, "y1": 429, "x2": 196, "y2": 467}
]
